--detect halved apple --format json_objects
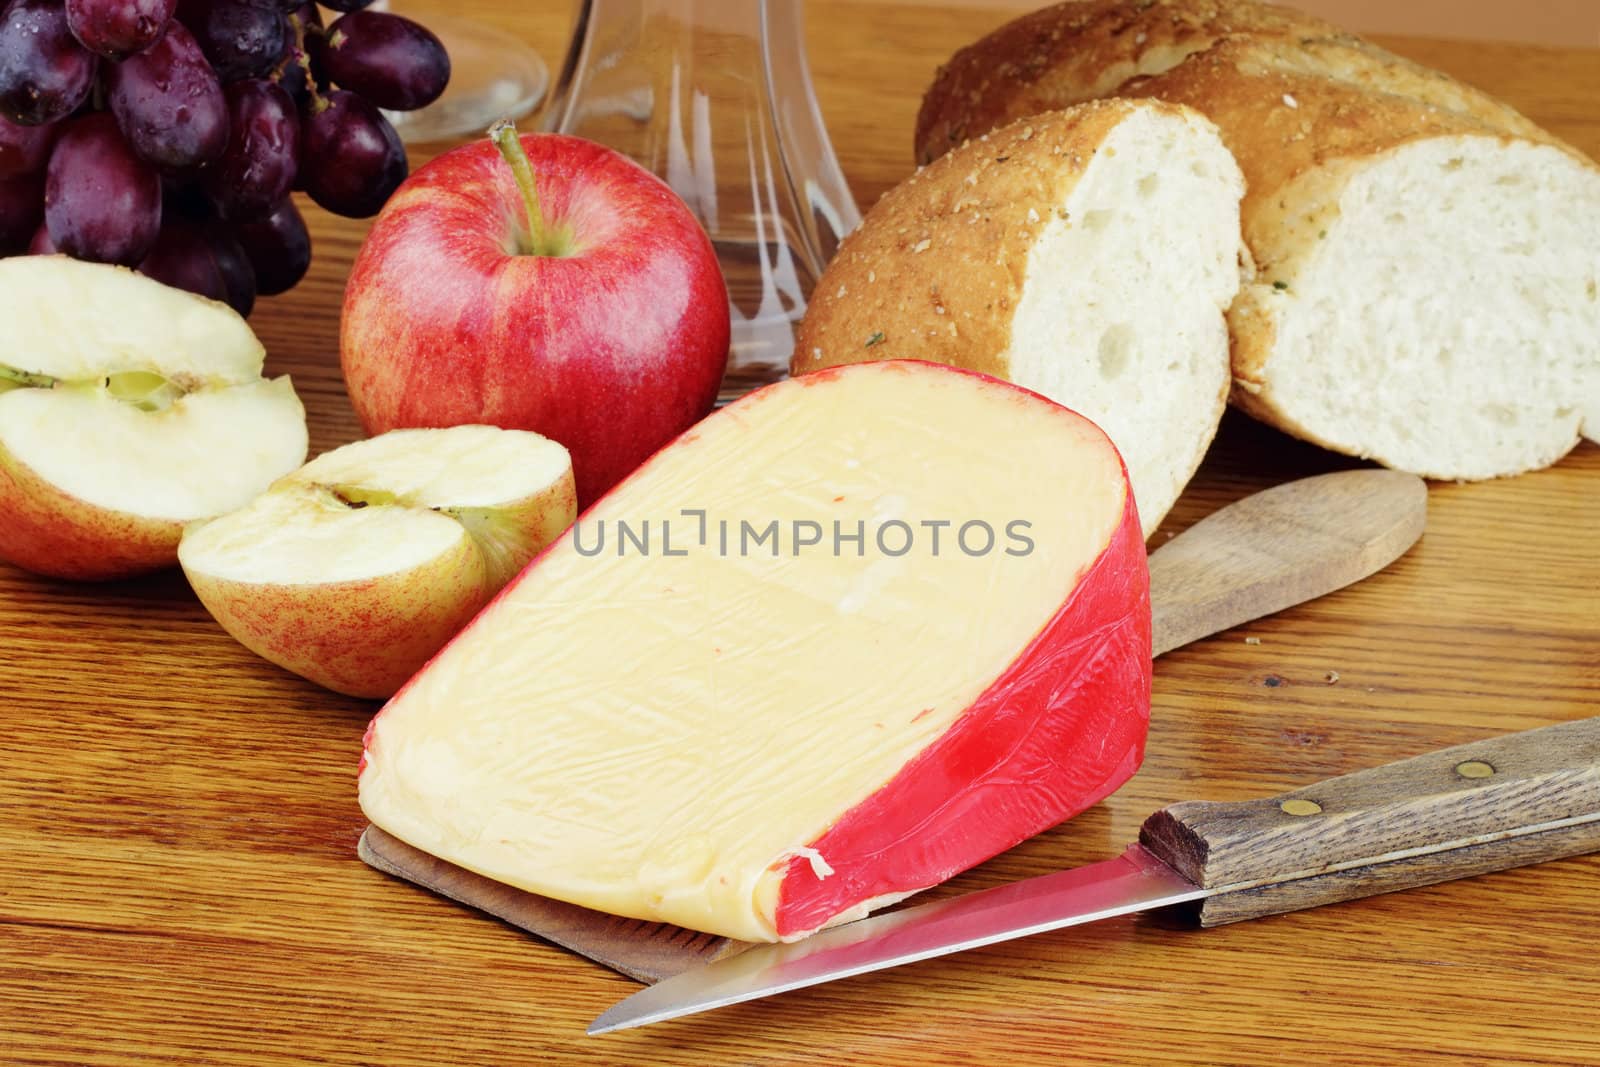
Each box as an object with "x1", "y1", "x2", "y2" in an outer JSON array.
[
  {"x1": 178, "y1": 426, "x2": 577, "y2": 699},
  {"x1": 0, "y1": 256, "x2": 308, "y2": 580}
]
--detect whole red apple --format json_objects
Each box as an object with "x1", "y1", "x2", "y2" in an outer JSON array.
[{"x1": 340, "y1": 126, "x2": 730, "y2": 505}]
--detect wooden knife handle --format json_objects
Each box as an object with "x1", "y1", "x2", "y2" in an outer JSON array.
[
  {"x1": 1138, "y1": 717, "x2": 1600, "y2": 926},
  {"x1": 1148, "y1": 469, "x2": 1426, "y2": 658}
]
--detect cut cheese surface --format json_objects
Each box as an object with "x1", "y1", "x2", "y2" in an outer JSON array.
[{"x1": 358, "y1": 361, "x2": 1151, "y2": 942}]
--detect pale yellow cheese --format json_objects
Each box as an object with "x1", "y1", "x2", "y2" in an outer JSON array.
[{"x1": 358, "y1": 363, "x2": 1127, "y2": 942}]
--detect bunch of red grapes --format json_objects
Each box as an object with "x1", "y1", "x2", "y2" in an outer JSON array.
[{"x1": 0, "y1": 0, "x2": 448, "y2": 314}]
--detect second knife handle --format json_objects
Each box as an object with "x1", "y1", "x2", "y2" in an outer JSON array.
[{"x1": 1138, "y1": 717, "x2": 1600, "y2": 926}]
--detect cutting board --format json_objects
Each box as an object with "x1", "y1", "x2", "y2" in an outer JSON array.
[{"x1": 359, "y1": 468, "x2": 1427, "y2": 984}]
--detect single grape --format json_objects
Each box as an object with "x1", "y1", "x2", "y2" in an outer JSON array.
[
  {"x1": 0, "y1": 0, "x2": 98, "y2": 126},
  {"x1": 27, "y1": 218, "x2": 56, "y2": 253},
  {"x1": 233, "y1": 196, "x2": 306, "y2": 294},
  {"x1": 299, "y1": 90, "x2": 405, "y2": 218},
  {"x1": 136, "y1": 218, "x2": 257, "y2": 314},
  {"x1": 203, "y1": 78, "x2": 296, "y2": 222},
  {"x1": 107, "y1": 20, "x2": 228, "y2": 170},
  {"x1": 205, "y1": 223, "x2": 254, "y2": 314},
  {"x1": 136, "y1": 222, "x2": 227, "y2": 301},
  {"x1": 322, "y1": 11, "x2": 448, "y2": 112},
  {"x1": 0, "y1": 112, "x2": 54, "y2": 177},
  {"x1": 65, "y1": 0, "x2": 177, "y2": 59},
  {"x1": 319, "y1": 0, "x2": 375, "y2": 12},
  {"x1": 178, "y1": 0, "x2": 287, "y2": 82},
  {"x1": 43, "y1": 112, "x2": 161, "y2": 265},
  {"x1": 0, "y1": 169, "x2": 42, "y2": 252}
]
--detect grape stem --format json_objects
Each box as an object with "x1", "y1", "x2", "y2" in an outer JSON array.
[
  {"x1": 491, "y1": 121, "x2": 565, "y2": 257},
  {"x1": 282, "y1": 12, "x2": 326, "y2": 114}
]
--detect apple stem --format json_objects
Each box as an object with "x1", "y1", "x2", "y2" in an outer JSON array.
[{"x1": 490, "y1": 120, "x2": 555, "y2": 257}]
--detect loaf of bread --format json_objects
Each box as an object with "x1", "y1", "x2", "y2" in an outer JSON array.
[
  {"x1": 917, "y1": 0, "x2": 1600, "y2": 480},
  {"x1": 793, "y1": 99, "x2": 1245, "y2": 536}
]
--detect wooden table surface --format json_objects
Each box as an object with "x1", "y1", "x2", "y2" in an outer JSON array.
[{"x1": 3, "y1": 3, "x2": 1598, "y2": 1064}]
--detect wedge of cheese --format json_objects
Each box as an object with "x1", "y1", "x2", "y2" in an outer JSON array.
[{"x1": 358, "y1": 360, "x2": 1151, "y2": 943}]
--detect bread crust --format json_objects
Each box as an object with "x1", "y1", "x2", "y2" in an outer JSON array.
[
  {"x1": 915, "y1": 0, "x2": 1343, "y2": 165},
  {"x1": 793, "y1": 99, "x2": 1143, "y2": 381},
  {"x1": 915, "y1": 0, "x2": 1560, "y2": 166},
  {"x1": 915, "y1": 0, "x2": 1599, "y2": 472}
]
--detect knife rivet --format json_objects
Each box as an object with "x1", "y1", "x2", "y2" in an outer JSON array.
[
  {"x1": 1455, "y1": 760, "x2": 1496, "y2": 779},
  {"x1": 1280, "y1": 799, "x2": 1322, "y2": 816}
]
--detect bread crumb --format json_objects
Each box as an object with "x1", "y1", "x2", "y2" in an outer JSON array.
[
  {"x1": 837, "y1": 285, "x2": 847, "y2": 298},
  {"x1": 1283, "y1": 93, "x2": 1299, "y2": 109},
  {"x1": 912, "y1": 239, "x2": 931, "y2": 253},
  {"x1": 1244, "y1": 636, "x2": 1261, "y2": 645},
  {"x1": 867, "y1": 270, "x2": 876, "y2": 283},
  {"x1": 1027, "y1": 207, "x2": 1041, "y2": 223},
  {"x1": 1020, "y1": 125, "x2": 1034, "y2": 140}
]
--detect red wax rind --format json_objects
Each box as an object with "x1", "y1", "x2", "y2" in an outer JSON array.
[{"x1": 774, "y1": 487, "x2": 1151, "y2": 938}]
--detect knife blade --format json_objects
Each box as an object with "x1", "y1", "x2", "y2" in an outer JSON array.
[{"x1": 591, "y1": 715, "x2": 1600, "y2": 1034}]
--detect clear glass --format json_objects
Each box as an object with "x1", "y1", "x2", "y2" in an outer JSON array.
[
  {"x1": 371, "y1": 3, "x2": 550, "y2": 144},
  {"x1": 543, "y1": 0, "x2": 861, "y2": 402}
]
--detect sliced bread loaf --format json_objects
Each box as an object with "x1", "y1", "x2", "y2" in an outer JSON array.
[
  {"x1": 916, "y1": 0, "x2": 1600, "y2": 480},
  {"x1": 793, "y1": 99, "x2": 1245, "y2": 536}
]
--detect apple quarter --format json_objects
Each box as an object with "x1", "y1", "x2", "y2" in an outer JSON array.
[
  {"x1": 359, "y1": 361, "x2": 1152, "y2": 943},
  {"x1": 179, "y1": 425, "x2": 577, "y2": 699}
]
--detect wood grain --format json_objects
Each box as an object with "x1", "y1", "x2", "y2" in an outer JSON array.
[
  {"x1": 1141, "y1": 717, "x2": 1600, "y2": 923},
  {"x1": 2, "y1": 2, "x2": 1598, "y2": 1065}
]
